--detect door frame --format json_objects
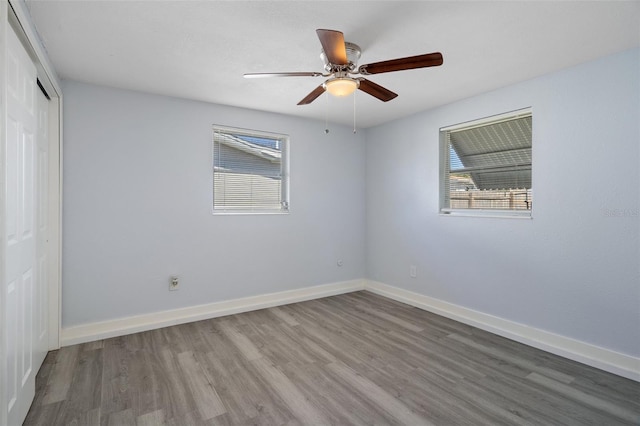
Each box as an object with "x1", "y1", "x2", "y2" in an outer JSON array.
[{"x1": 1, "y1": 1, "x2": 62, "y2": 424}]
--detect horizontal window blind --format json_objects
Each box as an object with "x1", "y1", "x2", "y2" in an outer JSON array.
[
  {"x1": 213, "y1": 126, "x2": 289, "y2": 212},
  {"x1": 441, "y1": 109, "x2": 532, "y2": 215}
]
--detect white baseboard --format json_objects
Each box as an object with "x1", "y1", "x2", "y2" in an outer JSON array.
[
  {"x1": 365, "y1": 280, "x2": 640, "y2": 382},
  {"x1": 61, "y1": 277, "x2": 639, "y2": 382},
  {"x1": 61, "y1": 279, "x2": 365, "y2": 346}
]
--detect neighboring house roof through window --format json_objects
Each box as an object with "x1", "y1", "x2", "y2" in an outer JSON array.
[{"x1": 215, "y1": 133, "x2": 281, "y2": 163}]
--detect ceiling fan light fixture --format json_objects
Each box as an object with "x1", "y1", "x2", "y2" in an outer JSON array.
[{"x1": 324, "y1": 78, "x2": 359, "y2": 97}]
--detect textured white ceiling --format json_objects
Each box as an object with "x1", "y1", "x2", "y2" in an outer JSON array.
[{"x1": 26, "y1": 1, "x2": 640, "y2": 128}]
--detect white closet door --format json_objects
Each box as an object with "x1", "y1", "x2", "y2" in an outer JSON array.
[
  {"x1": 5, "y1": 23, "x2": 46, "y2": 426},
  {"x1": 34, "y1": 82, "x2": 50, "y2": 371}
]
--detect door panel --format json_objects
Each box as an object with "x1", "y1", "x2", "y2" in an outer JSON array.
[
  {"x1": 35, "y1": 87, "x2": 49, "y2": 369},
  {"x1": 5, "y1": 24, "x2": 41, "y2": 426}
]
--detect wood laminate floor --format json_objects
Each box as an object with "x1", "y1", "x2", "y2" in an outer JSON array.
[{"x1": 24, "y1": 291, "x2": 640, "y2": 425}]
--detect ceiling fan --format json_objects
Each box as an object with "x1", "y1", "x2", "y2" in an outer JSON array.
[{"x1": 244, "y1": 29, "x2": 443, "y2": 106}]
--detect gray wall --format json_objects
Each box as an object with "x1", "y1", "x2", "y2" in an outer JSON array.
[
  {"x1": 62, "y1": 48, "x2": 639, "y2": 360},
  {"x1": 365, "y1": 48, "x2": 640, "y2": 357},
  {"x1": 61, "y1": 81, "x2": 366, "y2": 327}
]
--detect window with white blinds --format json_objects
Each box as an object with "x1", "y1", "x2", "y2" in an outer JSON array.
[
  {"x1": 440, "y1": 108, "x2": 532, "y2": 217},
  {"x1": 213, "y1": 125, "x2": 289, "y2": 213}
]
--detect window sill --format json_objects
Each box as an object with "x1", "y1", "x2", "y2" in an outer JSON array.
[
  {"x1": 440, "y1": 209, "x2": 532, "y2": 219},
  {"x1": 212, "y1": 209, "x2": 290, "y2": 216}
]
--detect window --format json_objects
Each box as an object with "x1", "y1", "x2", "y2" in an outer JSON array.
[
  {"x1": 440, "y1": 108, "x2": 532, "y2": 217},
  {"x1": 213, "y1": 125, "x2": 289, "y2": 213}
]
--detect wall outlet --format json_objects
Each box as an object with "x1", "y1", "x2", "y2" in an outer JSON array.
[
  {"x1": 169, "y1": 276, "x2": 180, "y2": 291},
  {"x1": 410, "y1": 265, "x2": 417, "y2": 278}
]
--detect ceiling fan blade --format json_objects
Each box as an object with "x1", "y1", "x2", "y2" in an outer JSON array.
[
  {"x1": 357, "y1": 79, "x2": 398, "y2": 102},
  {"x1": 316, "y1": 29, "x2": 348, "y2": 65},
  {"x1": 358, "y1": 52, "x2": 443, "y2": 75},
  {"x1": 297, "y1": 85, "x2": 326, "y2": 105},
  {"x1": 244, "y1": 72, "x2": 323, "y2": 78}
]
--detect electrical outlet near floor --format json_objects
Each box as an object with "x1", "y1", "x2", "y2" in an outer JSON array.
[
  {"x1": 169, "y1": 276, "x2": 180, "y2": 291},
  {"x1": 410, "y1": 265, "x2": 417, "y2": 278}
]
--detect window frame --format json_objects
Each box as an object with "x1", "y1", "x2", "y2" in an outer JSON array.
[
  {"x1": 439, "y1": 108, "x2": 533, "y2": 219},
  {"x1": 212, "y1": 125, "x2": 290, "y2": 215}
]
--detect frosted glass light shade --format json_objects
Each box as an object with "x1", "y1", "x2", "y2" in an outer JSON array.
[{"x1": 325, "y1": 78, "x2": 359, "y2": 97}]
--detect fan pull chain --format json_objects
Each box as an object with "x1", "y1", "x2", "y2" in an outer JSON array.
[
  {"x1": 324, "y1": 90, "x2": 330, "y2": 134},
  {"x1": 353, "y1": 90, "x2": 357, "y2": 134}
]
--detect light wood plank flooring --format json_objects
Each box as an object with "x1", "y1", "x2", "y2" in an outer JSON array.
[{"x1": 24, "y1": 291, "x2": 640, "y2": 425}]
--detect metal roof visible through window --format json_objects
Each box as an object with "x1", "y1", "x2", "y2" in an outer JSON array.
[{"x1": 449, "y1": 114, "x2": 532, "y2": 190}]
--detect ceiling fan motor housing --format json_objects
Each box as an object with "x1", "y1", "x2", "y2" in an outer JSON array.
[{"x1": 321, "y1": 42, "x2": 362, "y2": 72}]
